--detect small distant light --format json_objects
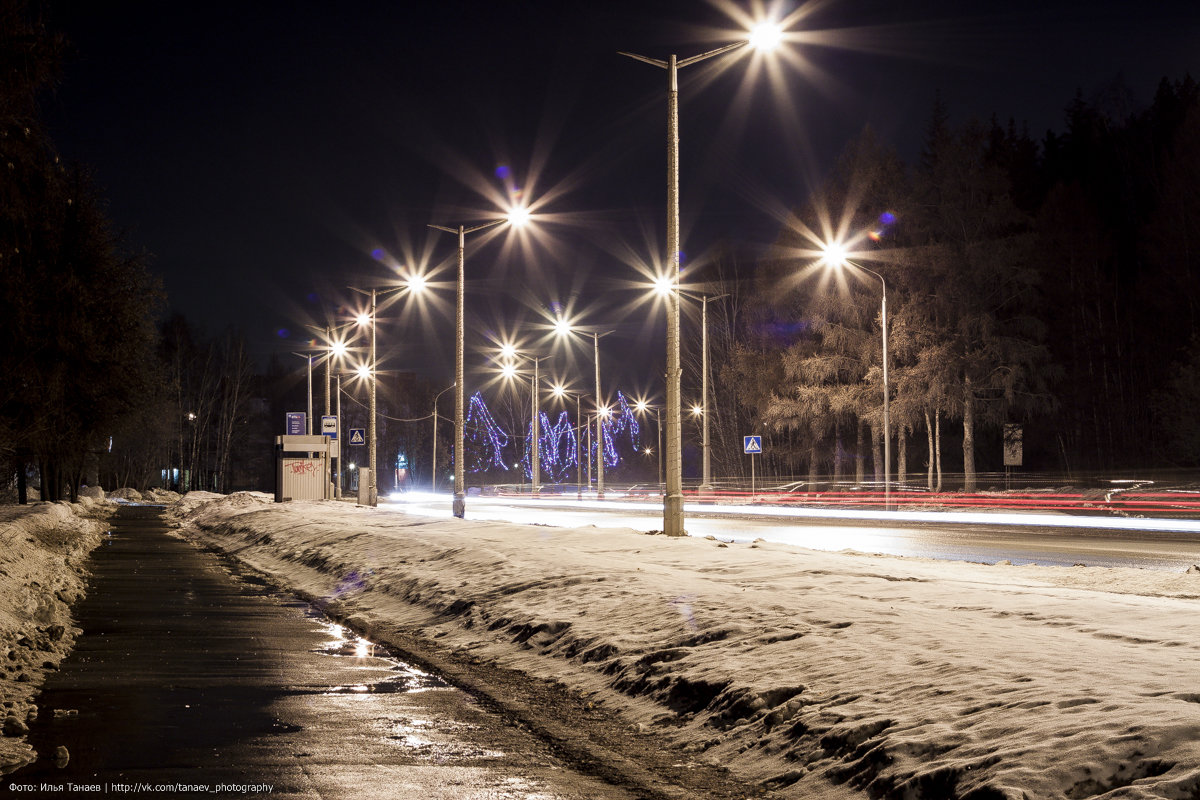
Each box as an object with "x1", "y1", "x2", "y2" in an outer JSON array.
[
  {"x1": 330, "y1": 340, "x2": 348, "y2": 358},
  {"x1": 691, "y1": 405, "x2": 703, "y2": 417},
  {"x1": 653, "y1": 275, "x2": 674, "y2": 296},
  {"x1": 356, "y1": 364, "x2": 371, "y2": 379},
  {"x1": 407, "y1": 274, "x2": 427, "y2": 293},
  {"x1": 356, "y1": 312, "x2": 371, "y2": 326}
]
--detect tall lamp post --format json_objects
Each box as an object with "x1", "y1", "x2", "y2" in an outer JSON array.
[
  {"x1": 823, "y1": 244, "x2": 890, "y2": 507},
  {"x1": 499, "y1": 347, "x2": 547, "y2": 495},
  {"x1": 635, "y1": 400, "x2": 663, "y2": 493},
  {"x1": 430, "y1": 209, "x2": 529, "y2": 518},
  {"x1": 431, "y1": 382, "x2": 455, "y2": 493},
  {"x1": 351, "y1": 279, "x2": 424, "y2": 507},
  {"x1": 677, "y1": 292, "x2": 728, "y2": 494},
  {"x1": 553, "y1": 321, "x2": 613, "y2": 499},
  {"x1": 551, "y1": 385, "x2": 584, "y2": 499},
  {"x1": 621, "y1": 24, "x2": 781, "y2": 536}
]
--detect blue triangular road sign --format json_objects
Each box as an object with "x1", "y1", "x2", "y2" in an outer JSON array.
[
  {"x1": 349, "y1": 428, "x2": 366, "y2": 446},
  {"x1": 743, "y1": 435, "x2": 762, "y2": 454}
]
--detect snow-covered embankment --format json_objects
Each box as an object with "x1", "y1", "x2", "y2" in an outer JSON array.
[
  {"x1": 0, "y1": 500, "x2": 107, "y2": 773},
  {"x1": 172, "y1": 492, "x2": 1200, "y2": 799}
]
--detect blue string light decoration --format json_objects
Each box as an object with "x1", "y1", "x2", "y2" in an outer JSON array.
[
  {"x1": 521, "y1": 410, "x2": 578, "y2": 482},
  {"x1": 466, "y1": 390, "x2": 643, "y2": 482},
  {"x1": 465, "y1": 391, "x2": 509, "y2": 472},
  {"x1": 598, "y1": 391, "x2": 640, "y2": 468}
]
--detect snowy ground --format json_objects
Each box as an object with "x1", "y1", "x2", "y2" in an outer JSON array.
[
  {"x1": 0, "y1": 499, "x2": 108, "y2": 773},
  {"x1": 167, "y1": 491, "x2": 1200, "y2": 800}
]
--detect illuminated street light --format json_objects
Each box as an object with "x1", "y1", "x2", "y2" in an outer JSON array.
[
  {"x1": 821, "y1": 242, "x2": 890, "y2": 507},
  {"x1": 748, "y1": 20, "x2": 784, "y2": 52},
  {"x1": 430, "y1": 382, "x2": 455, "y2": 492},
  {"x1": 634, "y1": 399, "x2": 663, "y2": 491},
  {"x1": 677, "y1": 291, "x2": 729, "y2": 494},
  {"x1": 350, "y1": 279, "x2": 426, "y2": 507},
  {"x1": 554, "y1": 322, "x2": 613, "y2": 499},
  {"x1": 306, "y1": 322, "x2": 357, "y2": 499},
  {"x1": 551, "y1": 384, "x2": 585, "y2": 498},
  {"x1": 430, "y1": 208, "x2": 530, "y2": 519},
  {"x1": 621, "y1": 23, "x2": 781, "y2": 536},
  {"x1": 498, "y1": 347, "x2": 547, "y2": 495}
]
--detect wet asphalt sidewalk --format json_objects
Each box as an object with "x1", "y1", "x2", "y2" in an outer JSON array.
[{"x1": 6, "y1": 505, "x2": 633, "y2": 799}]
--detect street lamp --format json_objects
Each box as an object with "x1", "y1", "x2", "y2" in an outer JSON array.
[
  {"x1": 430, "y1": 208, "x2": 529, "y2": 519},
  {"x1": 634, "y1": 399, "x2": 663, "y2": 492},
  {"x1": 821, "y1": 243, "x2": 890, "y2": 507},
  {"x1": 621, "y1": 24, "x2": 781, "y2": 536},
  {"x1": 498, "y1": 348, "x2": 547, "y2": 495},
  {"x1": 431, "y1": 382, "x2": 455, "y2": 492},
  {"x1": 307, "y1": 323, "x2": 355, "y2": 495},
  {"x1": 350, "y1": 276, "x2": 425, "y2": 507},
  {"x1": 678, "y1": 291, "x2": 729, "y2": 494},
  {"x1": 553, "y1": 323, "x2": 613, "y2": 499},
  {"x1": 551, "y1": 384, "x2": 585, "y2": 499}
]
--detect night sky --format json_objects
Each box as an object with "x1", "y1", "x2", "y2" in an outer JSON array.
[{"x1": 41, "y1": 0, "x2": 1200, "y2": 395}]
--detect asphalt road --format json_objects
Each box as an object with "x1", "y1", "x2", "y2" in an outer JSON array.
[
  {"x1": 385, "y1": 493, "x2": 1200, "y2": 571},
  {"x1": 6, "y1": 505, "x2": 638, "y2": 799}
]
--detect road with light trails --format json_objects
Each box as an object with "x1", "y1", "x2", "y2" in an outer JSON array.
[{"x1": 382, "y1": 492, "x2": 1200, "y2": 572}]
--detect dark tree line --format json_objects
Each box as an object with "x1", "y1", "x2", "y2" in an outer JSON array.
[
  {"x1": 691, "y1": 75, "x2": 1200, "y2": 486},
  {"x1": 1, "y1": 2, "x2": 267, "y2": 501},
  {"x1": 1, "y1": 1, "x2": 163, "y2": 501}
]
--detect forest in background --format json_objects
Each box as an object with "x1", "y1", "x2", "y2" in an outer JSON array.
[{"x1": 5, "y1": 0, "x2": 1200, "y2": 498}]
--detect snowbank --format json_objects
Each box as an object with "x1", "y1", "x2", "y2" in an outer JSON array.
[
  {"x1": 172, "y1": 493, "x2": 1200, "y2": 799},
  {"x1": 0, "y1": 500, "x2": 108, "y2": 773}
]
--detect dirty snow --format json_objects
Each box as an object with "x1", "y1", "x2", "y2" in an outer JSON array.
[
  {"x1": 0, "y1": 500, "x2": 108, "y2": 773},
  {"x1": 166, "y1": 491, "x2": 1200, "y2": 799}
]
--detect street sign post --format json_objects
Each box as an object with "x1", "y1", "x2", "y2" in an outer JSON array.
[
  {"x1": 744, "y1": 436, "x2": 762, "y2": 496},
  {"x1": 286, "y1": 412, "x2": 306, "y2": 436}
]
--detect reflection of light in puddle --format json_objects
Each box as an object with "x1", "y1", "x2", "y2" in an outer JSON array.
[
  {"x1": 387, "y1": 716, "x2": 503, "y2": 760},
  {"x1": 314, "y1": 620, "x2": 379, "y2": 659}
]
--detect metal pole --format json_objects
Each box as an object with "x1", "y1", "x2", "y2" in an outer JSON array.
[
  {"x1": 454, "y1": 226, "x2": 466, "y2": 518},
  {"x1": 325, "y1": 328, "x2": 332, "y2": 494},
  {"x1": 531, "y1": 357, "x2": 540, "y2": 494},
  {"x1": 657, "y1": 408, "x2": 663, "y2": 493},
  {"x1": 700, "y1": 296, "x2": 711, "y2": 493},
  {"x1": 306, "y1": 356, "x2": 313, "y2": 435},
  {"x1": 594, "y1": 333, "x2": 604, "y2": 499},
  {"x1": 336, "y1": 374, "x2": 342, "y2": 499},
  {"x1": 368, "y1": 288, "x2": 377, "y2": 507},
  {"x1": 881, "y1": 280, "x2": 890, "y2": 509},
  {"x1": 576, "y1": 394, "x2": 582, "y2": 499},
  {"x1": 432, "y1": 403, "x2": 438, "y2": 493}
]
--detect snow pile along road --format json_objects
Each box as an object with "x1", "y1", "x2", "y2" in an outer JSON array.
[
  {"x1": 172, "y1": 493, "x2": 1200, "y2": 799},
  {"x1": 0, "y1": 500, "x2": 107, "y2": 773}
]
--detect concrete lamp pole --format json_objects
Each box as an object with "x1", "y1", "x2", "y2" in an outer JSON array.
[
  {"x1": 824, "y1": 247, "x2": 890, "y2": 508},
  {"x1": 428, "y1": 220, "x2": 505, "y2": 519},
  {"x1": 620, "y1": 40, "x2": 747, "y2": 536},
  {"x1": 431, "y1": 382, "x2": 455, "y2": 493}
]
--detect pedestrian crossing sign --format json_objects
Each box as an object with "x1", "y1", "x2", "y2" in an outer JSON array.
[
  {"x1": 744, "y1": 435, "x2": 762, "y2": 454},
  {"x1": 349, "y1": 428, "x2": 366, "y2": 446}
]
